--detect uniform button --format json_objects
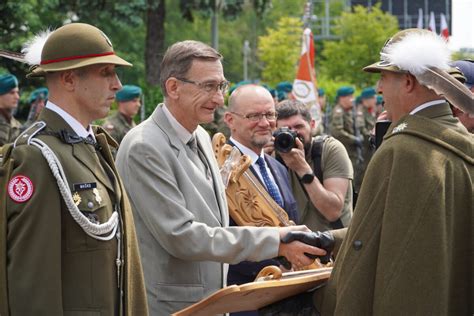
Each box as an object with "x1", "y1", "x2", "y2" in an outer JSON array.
[
  {"x1": 353, "y1": 240, "x2": 363, "y2": 250},
  {"x1": 87, "y1": 201, "x2": 94, "y2": 209}
]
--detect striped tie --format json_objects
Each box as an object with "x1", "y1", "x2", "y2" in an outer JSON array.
[{"x1": 256, "y1": 157, "x2": 284, "y2": 208}]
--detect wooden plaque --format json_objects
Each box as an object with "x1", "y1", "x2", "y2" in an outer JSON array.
[{"x1": 172, "y1": 267, "x2": 331, "y2": 316}]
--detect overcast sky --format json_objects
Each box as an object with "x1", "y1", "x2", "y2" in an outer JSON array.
[{"x1": 449, "y1": 0, "x2": 474, "y2": 51}]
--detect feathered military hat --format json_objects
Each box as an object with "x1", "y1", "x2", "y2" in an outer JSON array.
[
  {"x1": 0, "y1": 23, "x2": 131, "y2": 78},
  {"x1": 364, "y1": 29, "x2": 473, "y2": 115}
]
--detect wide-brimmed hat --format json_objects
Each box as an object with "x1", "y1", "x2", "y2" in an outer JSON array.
[
  {"x1": 25, "y1": 23, "x2": 131, "y2": 78},
  {"x1": 363, "y1": 28, "x2": 473, "y2": 114},
  {"x1": 363, "y1": 29, "x2": 448, "y2": 74}
]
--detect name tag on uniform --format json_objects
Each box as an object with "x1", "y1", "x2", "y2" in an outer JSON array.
[{"x1": 73, "y1": 182, "x2": 97, "y2": 191}]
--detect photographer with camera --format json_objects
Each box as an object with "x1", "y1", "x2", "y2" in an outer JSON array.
[{"x1": 273, "y1": 99, "x2": 354, "y2": 232}]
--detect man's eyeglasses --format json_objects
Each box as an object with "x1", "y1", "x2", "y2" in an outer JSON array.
[
  {"x1": 176, "y1": 77, "x2": 230, "y2": 94},
  {"x1": 230, "y1": 111, "x2": 277, "y2": 122}
]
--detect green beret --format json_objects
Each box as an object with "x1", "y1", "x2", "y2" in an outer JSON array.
[
  {"x1": 28, "y1": 87, "x2": 48, "y2": 103},
  {"x1": 376, "y1": 95, "x2": 384, "y2": 105},
  {"x1": 0, "y1": 74, "x2": 18, "y2": 95},
  {"x1": 361, "y1": 87, "x2": 376, "y2": 99},
  {"x1": 336, "y1": 86, "x2": 355, "y2": 97},
  {"x1": 276, "y1": 81, "x2": 293, "y2": 93},
  {"x1": 116, "y1": 85, "x2": 142, "y2": 102},
  {"x1": 277, "y1": 90, "x2": 288, "y2": 101},
  {"x1": 355, "y1": 96, "x2": 362, "y2": 105},
  {"x1": 317, "y1": 88, "x2": 325, "y2": 96}
]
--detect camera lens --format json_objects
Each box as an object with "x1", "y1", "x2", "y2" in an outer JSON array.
[
  {"x1": 275, "y1": 134, "x2": 294, "y2": 153},
  {"x1": 273, "y1": 127, "x2": 297, "y2": 153}
]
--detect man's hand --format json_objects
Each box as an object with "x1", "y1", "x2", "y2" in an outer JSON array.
[
  {"x1": 278, "y1": 138, "x2": 312, "y2": 177},
  {"x1": 277, "y1": 226, "x2": 326, "y2": 270},
  {"x1": 263, "y1": 137, "x2": 275, "y2": 155},
  {"x1": 281, "y1": 231, "x2": 335, "y2": 264}
]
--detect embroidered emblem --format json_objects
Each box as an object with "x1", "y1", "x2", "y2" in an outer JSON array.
[
  {"x1": 93, "y1": 188, "x2": 102, "y2": 205},
  {"x1": 8, "y1": 175, "x2": 34, "y2": 203},
  {"x1": 73, "y1": 192, "x2": 82, "y2": 206},
  {"x1": 392, "y1": 122, "x2": 407, "y2": 134}
]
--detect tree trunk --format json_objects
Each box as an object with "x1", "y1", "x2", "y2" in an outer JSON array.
[{"x1": 145, "y1": 0, "x2": 166, "y2": 86}]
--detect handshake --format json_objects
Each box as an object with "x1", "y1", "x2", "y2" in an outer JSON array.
[{"x1": 278, "y1": 230, "x2": 335, "y2": 270}]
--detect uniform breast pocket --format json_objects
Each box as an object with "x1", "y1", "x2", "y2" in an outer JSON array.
[{"x1": 66, "y1": 186, "x2": 116, "y2": 252}]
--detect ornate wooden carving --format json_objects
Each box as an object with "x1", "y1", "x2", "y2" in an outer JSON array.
[{"x1": 212, "y1": 133, "x2": 293, "y2": 227}]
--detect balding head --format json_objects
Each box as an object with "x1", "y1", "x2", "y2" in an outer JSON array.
[
  {"x1": 228, "y1": 84, "x2": 274, "y2": 112},
  {"x1": 225, "y1": 84, "x2": 277, "y2": 154}
]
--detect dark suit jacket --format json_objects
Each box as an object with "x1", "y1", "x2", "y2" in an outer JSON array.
[{"x1": 227, "y1": 142, "x2": 299, "y2": 290}]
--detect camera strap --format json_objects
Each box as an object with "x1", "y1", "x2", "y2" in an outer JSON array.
[{"x1": 310, "y1": 135, "x2": 328, "y2": 183}]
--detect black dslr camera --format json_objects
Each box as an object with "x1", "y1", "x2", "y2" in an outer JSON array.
[{"x1": 273, "y1": 127, "x2": 302, "y2": 153}]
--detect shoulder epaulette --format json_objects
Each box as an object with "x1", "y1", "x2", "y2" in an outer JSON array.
[{"x1": 13, "y1": 121, "x2": 47, "y2": 147}]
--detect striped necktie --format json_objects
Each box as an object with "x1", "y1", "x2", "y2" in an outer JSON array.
[{"x1": 256, "y1": 156, "x2": 284, "y2": 208}]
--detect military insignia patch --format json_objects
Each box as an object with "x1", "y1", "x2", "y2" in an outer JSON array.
[
  {"x1": 93, "y1": 188, "x2": 102, "y2": 205},
  {"x1": 8, "y1": 175, "x2": 34, "y2": 203},
  {"x1": 392, "y1": 122, "x2": 408, "y2": 133},
  {"x1": 73, "y1": 192, "x2": 82, "y2": 206}
]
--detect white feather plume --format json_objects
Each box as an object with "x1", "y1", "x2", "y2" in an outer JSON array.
[
  {"x1": 381, "y1": 32, "x2": 451, "y2": 75},
  {"x1": 21, "y1": 29, "x2": 53, "y2": 66}
]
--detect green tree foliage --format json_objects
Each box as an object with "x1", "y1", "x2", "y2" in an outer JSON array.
[
  {"x1": 452, "y1": 50, "x2": 474, "y2": 61},
  {"x1": 258, "y1": 17, "x2": 302, "y2": 86},
  {"x1": 320, "y1": 5, "x2": 398, "y2": 87}
]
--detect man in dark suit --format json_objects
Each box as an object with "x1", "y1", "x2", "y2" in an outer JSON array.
[{"x1": 223, "y1": 84, "x2": 299, "y2": 316}]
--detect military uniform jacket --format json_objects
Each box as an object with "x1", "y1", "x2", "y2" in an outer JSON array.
[
  {"x1": 0, "y1": 113, "x2": 20, "y2": 146},
  {"x1": 330, "y1": 104, "x2": 358, "y2": 146},
  {"x1": 116, "y1": 104, "x2": 281, "y2": 315},
  {"x1": 1, "y1": 108, "x2": 147, "y2": 315},
  {"x1": 102, "y1": 111, "x2": 136, "y2": 145},
  {"x1": 315, "y1": 103, "x2": 473, "y2": 315}
]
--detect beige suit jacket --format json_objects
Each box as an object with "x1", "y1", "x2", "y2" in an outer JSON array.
[{"x1": 116, "y1": 104, "x2": 281, "y2": 315}]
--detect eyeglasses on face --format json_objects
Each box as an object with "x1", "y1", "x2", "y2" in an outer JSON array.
[
  {"x1": 176, "y1": 77, "x2": 230, "y2": 94},
  {"x1": 230, "y1": 111, "x2": 277, "y2": 122}
]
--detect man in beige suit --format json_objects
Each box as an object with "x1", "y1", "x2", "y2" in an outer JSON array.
[{"x1": 116, "y1": 40, "x2": 324, "y2": 315}]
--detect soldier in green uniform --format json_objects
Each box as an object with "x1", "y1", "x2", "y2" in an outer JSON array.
[
  {"x1": 260, "y1": 28, "x2": 473, "y2": 316},
  {"x1": 329, "y1": 86, "x2": 364, "y2": 190},
  {"x1": 22, "y1": 87, "x2": 48, "y2": 130},
  {"x1": 0, "y1": 74, "x2": 21, "y2": 146},
  {"x1": 0, "y1": 23, "x2": 147, "y2": 315},
  {"x1": 356, "y1": 87, "x2": 377, "y2": 187},
  {"x1": 359, "y1": 87, "x2": 377, "y2": 136},
  {"x1": 102, "y1": 84, "x2": 142, "y2": 144}
]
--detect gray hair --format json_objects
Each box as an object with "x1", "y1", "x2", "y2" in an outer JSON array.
[{"x1": 159, "y1": 40, "x2": 222, "y2": 96}]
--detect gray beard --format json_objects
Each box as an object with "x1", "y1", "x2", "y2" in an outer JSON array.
[{"x1": 251, "y1": 135, "x2": 271, "y2": 149}]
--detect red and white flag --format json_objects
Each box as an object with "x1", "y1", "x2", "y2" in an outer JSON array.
[
  {"x1": 428, "y1": 11, "x2": 437, "y2": 34},
  {"x1": 293, "y1": 28, "x2": 318, "y2": 105},
  {"x1": 416, "y1": 8, "x2": 423, "y2": 29},
  {"x1": 440, "y1": 13, "x2": 449, "y2": 41}
]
